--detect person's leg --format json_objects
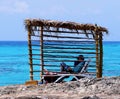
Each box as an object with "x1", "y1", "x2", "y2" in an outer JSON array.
[
  {"x1": 67, "y1": 67, "x2": 73, "y2": 73},
  {"x1": 61, "y1": 66, "x2": 64, "y2": 72},
  {"x1": 60, "y1": 62, "x2": 72, "y2": 72},
  {"x1": 60, "y1": 62, "x2": 67, "y2": 72},
  {"x1": 43, "y1": 69, "x2": 49, "y2": 74},
  {"x1": 43, "y1": 69, "x2": 57, "y2": 75}
]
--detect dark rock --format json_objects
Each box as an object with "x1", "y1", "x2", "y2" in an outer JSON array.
[{"x1": 82, "y1": 95, "x2": 100, "y2": 99}]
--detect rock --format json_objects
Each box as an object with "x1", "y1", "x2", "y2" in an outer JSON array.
[
  {"x1": 82, "y1": 95, "x2": 100, "y2": 99},
  {"x1": 0, "y1": 77, "x2": 120, "y2": 99}
]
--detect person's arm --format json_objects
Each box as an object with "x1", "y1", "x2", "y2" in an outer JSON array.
[
  {"x1": 73, "y1": 61, "x2": 85, "y2": 73},
  {"x1": 74, "y1": 61, "x2": 79, "y2": 67}
]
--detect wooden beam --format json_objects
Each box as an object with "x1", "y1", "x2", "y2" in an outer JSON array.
[
  {"x1": 28, "y1": 26, "x2": 34, "y2": 80},
  {"x1": 95, "y1": 33, "x2": 100, "y2": 78},
  {"x1": 99, "y1": 33, "x2": 103, "y2": 77},
  {"x1": 40, "y1": 26, "x2": 44, "y2": 79},
  {"x1": 34, "y1": 29, "x2": 93, "y2": 34},
  {"x1": 43, "y1": 34, "x2": 93, "y2": 39}
]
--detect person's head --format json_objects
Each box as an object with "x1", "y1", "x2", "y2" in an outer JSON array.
[{"x1": 77, "y1": 55, "x2": 84, "y2": 61}]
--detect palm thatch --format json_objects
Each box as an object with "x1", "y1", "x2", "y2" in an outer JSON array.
[{"x1": 25, "y1": 19, "x2": 108, "y2": 34}]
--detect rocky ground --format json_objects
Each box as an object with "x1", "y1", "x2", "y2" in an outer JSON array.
[{"x1": 0, "y1": 77, "x2": 120, "y2": 99}]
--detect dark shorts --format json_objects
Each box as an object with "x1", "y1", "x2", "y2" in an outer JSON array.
[{"x1": 60, "y1": 62, "x2": 69, "y2": 72}]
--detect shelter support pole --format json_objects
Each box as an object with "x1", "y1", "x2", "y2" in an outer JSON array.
[
  {"x1": 95, "y1": 32, "x2": 102, "y2": 78},
  {"x1": 40, "y1": 26, "x2": 44, "y2": 80},
  {"x1": 99, "y1": 33, "x2": 103, "y2": 77},
  {"x1": 28, "y1": 26, "x2": 33, "y2": 80}
]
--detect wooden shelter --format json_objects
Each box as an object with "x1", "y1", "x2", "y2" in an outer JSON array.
[{"x1": 25, "y1": 19, "x2": 108, "y2": 83}]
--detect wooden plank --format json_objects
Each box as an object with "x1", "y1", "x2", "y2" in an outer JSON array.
[
  {"x1": 33, "y1": 29, "x2": 93, "y2": 34},
  {"x1": 43, "y1": 43, "x2": 96, "y2": 47},
  {"x1": 43, "y1": 34, "x2": 93, "y2": 39},
  {"x1": 25, "y1": 80, "x2": 38, "y2": 85},
  {"x1": 43, "y1": 56, "x2": 96, "y2": 58},
  {"x1": 31, "y1": 44, "x2": 41, "y2": 46},
  {"x1": 43, "y1": 40, "x2": 95, "y2": 42},
  {"x1": 33, "y1": 70, "x2": 42, "y2": 72},
  {"x1": 32, "y1": 49, "x2": 41, "y2": 51},
  {"x1": 30, "y1": 35, "x2": 41, "y2": 37},
  {"x1": 43, "y1": 51, "x2": 98, "y2": 54},
  {"x1": 43, "y1": 30, "x2": 92, "y2": 34},
  {"x1": 29, "y1": 54, "x2": 41, "y2": 56},
  {"x1": 43, "y1": 54, "x2": 96, "y2": 58},
  {"x1": 43, "y1": 46, "x2": 96, "y2": 50},
  {"x1": 43, "y1": 59, "x2": 96, "y2": 62},
  {"x1": 42, "y1": 64, "x2": 96, "y2": 67}
]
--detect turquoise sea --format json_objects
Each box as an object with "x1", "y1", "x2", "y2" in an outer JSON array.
[{"x1": 0, "y1": 41, "x2": 120, "y2": 86}]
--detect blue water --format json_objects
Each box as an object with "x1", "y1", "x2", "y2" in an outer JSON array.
[
  {"x1": 103, "y1": 41, "x2": 120, "y2": 76},
  {"x1": 0, "y1": 41, "x2": 120, "y2": 86},
  {"x1": 0, "y1": 41, "x2": 29, "y2": 86}
]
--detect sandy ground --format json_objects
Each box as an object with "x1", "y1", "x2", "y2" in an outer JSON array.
[{"x1": 0, "y1": 77, "x2": 120, "y2": 99}]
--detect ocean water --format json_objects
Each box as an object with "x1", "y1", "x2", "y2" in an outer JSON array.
[
  {"x1": 103, "y1": 41, "x2": 120, "y2": 76},
  {"x1": 0, "y1": 41, "x2": 120, "y2": 86},
  {"x1": 0, "y1": 41, "x2": 29, "y2": 86}
]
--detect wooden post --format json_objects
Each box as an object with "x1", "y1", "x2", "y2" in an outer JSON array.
[
  {"x1": 40, "y1": 26, "x2": 44, "y2": 79},
  {"x1": 95, "y1": 33, "x2": 100, "y2": 78},
  {"x1": 28, "y1": 26, "x2": 33, "y2": 80},
  {"x1": 99, "y1": 33, "x2": 103, "y2": 77}
]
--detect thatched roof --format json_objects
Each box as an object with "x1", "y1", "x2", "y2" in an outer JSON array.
[{"x1": 25, "y1": 19, "x2": 108, "y2": 33}]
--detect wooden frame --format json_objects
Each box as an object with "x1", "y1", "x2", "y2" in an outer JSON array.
[{"x1": 25, "y1": 19, "x2": 108, "y2": 81}]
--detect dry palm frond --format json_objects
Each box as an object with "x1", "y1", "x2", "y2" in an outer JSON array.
[
  {"x1": 25, "y1": 19, "x2": 108, "y2": 33},
  {"x1": 25, "y1": 19, "x2": 108, "y2": 40}
]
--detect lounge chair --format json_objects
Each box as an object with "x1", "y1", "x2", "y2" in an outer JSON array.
[{"x1": 42, "y1": 59, "x2": 91, "y2": 83}]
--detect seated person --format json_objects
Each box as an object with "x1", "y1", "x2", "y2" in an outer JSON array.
[{"x1": 60, "y1": 55, "x2": 85, "y2": 73}]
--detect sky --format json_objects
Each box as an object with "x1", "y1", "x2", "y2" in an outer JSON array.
[{"x1": 0, "y1": 0, "x2": 120, "y2": 41}]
